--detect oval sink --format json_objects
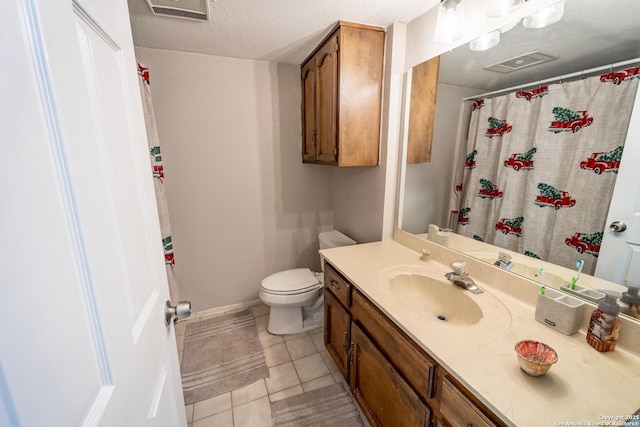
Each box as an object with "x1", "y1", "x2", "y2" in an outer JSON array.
[{"x1": 385, "y1": 273, "x2": 483, "y2": 325}]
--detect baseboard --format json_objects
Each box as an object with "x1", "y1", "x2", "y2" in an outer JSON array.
[{"x1": 187, "y1": 299, "x2": 264, "y2": 320}]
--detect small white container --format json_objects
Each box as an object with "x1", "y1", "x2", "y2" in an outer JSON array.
[{"x1": 535, "y1": 288, "x2": 585, "y2": 335}]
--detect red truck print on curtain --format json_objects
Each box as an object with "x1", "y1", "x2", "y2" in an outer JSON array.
[
  {"x1": 458, "y1": 207, "x2": 471, "y2": 225},
  {"x1": 565, "y1": 231, "x2": 602, "y2": 257},
  {"x1": 486, "y1": 117, "x2": 512, "y2": 138},
  {"x1": 548, "y1": 108, "x2": 593, "y2": 133},
  {"x1": 473, "y1": 99, "x2": 485, "y2": 111},
  {"x1": 163, "y1": 236, "x2": 175, "y2": 266},
  {"x1": 515, "y1": 86, "x2": 549, "y2": 101},
  {"x1": 504, "y1": 147, "x2": 537, "y2": 171},
  {"x1": 478, "y1": 179, "x2": 503, "y2": 199},
  {"x1": 580, "y1": 146, "x2": 623, "y2": 174},
  {"x1": 600, "y1": 66, "x2": 640, "y2": 85},
  {"x1": 495, "y1": 217, "x2": 523, "y2": 237},
  {"x1": 465, "y1": 150, "x2": 478, "y2": 169},
  {"x1": 150, "y1": 146, "x2": 164, "y2": 180},
  {"x1": 534, "y1": 183, "x2": 576, "y2": 210}
]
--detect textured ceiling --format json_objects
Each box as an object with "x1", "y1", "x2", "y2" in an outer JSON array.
[
  {"x1": 128, "y1": 0, "x2": 640, "y2": 87},
  {"x1": 127, "y1": 0, "x2": 436, "y2": 64}
]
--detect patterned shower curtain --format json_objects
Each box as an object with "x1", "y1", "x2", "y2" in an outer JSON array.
[
  {"x1": 137, "y1": 61, "x2": 179, "y2": 302},
  {"x1": 453, "y1": 70, "x2": 639, "y2": 275}
]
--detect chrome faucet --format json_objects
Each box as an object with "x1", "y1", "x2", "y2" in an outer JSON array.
[
  {"x1": 494, "y1": 252, "x2": 514, "y2": 270},
  {"x1": 445, "y1": 261, "x2": 483, "y2": 294}
]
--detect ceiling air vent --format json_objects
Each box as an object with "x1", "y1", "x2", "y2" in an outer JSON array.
[
  {"x1": 146, "y1": 0, "x2": 210, "y2": 22},
  {"x1": 484, "y1": 50, "x2": 558, "y2": 73}
]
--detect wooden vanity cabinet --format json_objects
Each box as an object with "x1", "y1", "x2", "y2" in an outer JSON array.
[
  {"x1": 324, "y1": 291, "x2": 351, "y2": 379},
  {"x1": 351, "y1": 289, "x2": 437, "y2": 405},
  {"x1": 301, "y1": 21, "x2": 385, "y2": 166},
  {"x1": 323, "y1": 261, "x2": 507, "y2": 427},
  {"x1": 323, "y1": 263, "x2": 352, "y2": 379},
  {"x1": 350, "y1": 324, "x2": 431, "y2": 426},
  {"x1": 440, "y1": 376, "x2": 498, "y2": 427}
]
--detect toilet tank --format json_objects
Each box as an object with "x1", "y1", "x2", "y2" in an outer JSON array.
[
  {"x1": 319, "y1": 230, "x2": 356, "y2": 272},
  {"x1": 319, "y1": 230, "x2": 356, "y2": 250}
]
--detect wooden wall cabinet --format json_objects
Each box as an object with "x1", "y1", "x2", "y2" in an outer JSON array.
[
  {"x1": 407, "y1": 56, "x2": 440, "y2": 164},
  {"x1": 301, "y1": 21, "x2": 385, "y2": 166},
  {"x1": 323, "y1": 261, "x2": 506, "y2": 427}
]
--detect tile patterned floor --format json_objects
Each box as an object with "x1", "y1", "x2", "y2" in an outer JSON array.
[{"x1": 175, "y1": 303, "x2": 353, "y2": 427}]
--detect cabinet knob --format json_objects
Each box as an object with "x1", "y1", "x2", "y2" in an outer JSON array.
[{"x1": 329, "y1": 278, "x2": 340, "y2": 290}]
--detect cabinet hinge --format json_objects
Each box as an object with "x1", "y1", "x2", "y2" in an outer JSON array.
[
  {"x1": 333, "y1": 148, "x2": 338, "y2": 156},
  {"x1": 348, "y1": 342, "x2": 354, "y2": 366}
]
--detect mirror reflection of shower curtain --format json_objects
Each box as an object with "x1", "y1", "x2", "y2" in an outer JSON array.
[
  {"x1": 453, "y1": 74, "x2": 638, "y2": 275},
  {"x1": 137, "y1": 61, "x2": 179, "y2": 302}
]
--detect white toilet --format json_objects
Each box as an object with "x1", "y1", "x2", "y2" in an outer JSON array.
[{"x1": 259, "y1": 230, "x2": 356, "y2": 335}]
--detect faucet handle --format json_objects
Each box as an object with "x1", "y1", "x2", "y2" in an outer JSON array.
[
  {"x1": 498, "y1": 252, "x2": 512, "y2": 263},
  {"x1": 450, "y1": 261, "x2": 466, "y2": 275}
]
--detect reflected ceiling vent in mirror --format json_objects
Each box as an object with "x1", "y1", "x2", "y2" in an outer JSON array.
[
  {"x1": 484, "y1": 50, "x2": 558, "y2": 73},
  {"x1": 145, "y1": 0, "x2": 210, "y2": 21}
]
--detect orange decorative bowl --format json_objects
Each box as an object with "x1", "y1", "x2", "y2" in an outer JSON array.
[{"x1": 515, "y1": 340, "x2": 558, "y2": 376}]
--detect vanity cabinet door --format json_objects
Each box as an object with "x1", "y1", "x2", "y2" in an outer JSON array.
[
  {"x1": 350, "y1": 324, "x2": 431, "y2": 427},
  {"x1": 351, "y1": 289, "x2": 437, "y2": 404},
  {"x1": 440, "y1": 377, "x2": 498, "y2": 427},
  {"x1": 324, "y1": 290, "x2": 351, "y2": 379}
]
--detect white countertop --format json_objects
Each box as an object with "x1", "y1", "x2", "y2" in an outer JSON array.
[{"x1": 321, "y1": 239, "x2": 640, "y2": 427}]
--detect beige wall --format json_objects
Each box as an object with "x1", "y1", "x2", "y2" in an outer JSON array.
[{"x1": 135, "y1": 48, "x2": 333, "y2": 311}]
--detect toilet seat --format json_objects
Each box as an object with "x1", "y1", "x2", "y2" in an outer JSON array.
[{"x1": 260, "y1": 268, "x2": 321, "y2": 296}]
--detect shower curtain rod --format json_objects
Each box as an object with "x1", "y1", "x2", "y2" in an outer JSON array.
[{"x1": 462, "y1": 57, "x2": 640, "y2": 102}]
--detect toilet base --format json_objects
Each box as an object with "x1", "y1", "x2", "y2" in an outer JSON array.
[{"x1": 266, "y1": 304, "x2": 324, "y2": 335}]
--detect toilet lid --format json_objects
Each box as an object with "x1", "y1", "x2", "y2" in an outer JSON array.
[{"x1": 261, "y1": 268, "x2": 320, "y2": 294}]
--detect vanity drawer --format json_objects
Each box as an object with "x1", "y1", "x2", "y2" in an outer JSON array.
[
  {"x1": 351, "y1": 288, "x2": 437, "y2": 403},
  {"x1": 324, "y1": 262, "x2": 352, "y2": 308},
  {"x1": 440, "y1": 377, "x2": 497, "y2": 427}
]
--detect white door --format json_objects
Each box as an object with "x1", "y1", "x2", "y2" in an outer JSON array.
[
  {"x1": 0, "y1": 0, "x2": 186, "y2": 425},
  {"x1": 596, "y1": 88, "x2": 640, "y2": 285}
]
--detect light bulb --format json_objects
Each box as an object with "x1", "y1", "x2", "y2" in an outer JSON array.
[
  {"x1": 434, "y1": 0, "x2": 465, "y2": 44},
  {"x1": 523, "y1": 0, "x2": 565, "y2": 29},
  {"x1": 485, "y1": 0, "x2": 524, "y2": 17},
  {"x1": 469, "y1": 30, "x2": 500, "y2": 51}
]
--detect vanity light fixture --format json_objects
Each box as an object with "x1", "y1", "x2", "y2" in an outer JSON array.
[
  {"x1": 522, "y1": 0, "x2": 565, "y2": 29},
  {"x1": 469, "y1": 30, "x2": 501, "y2": 51},
  {"x1": 485, "y1": 0, "x2": 524, "y2": 17},
  {"x1": 434, "y1": 0, "x2": 465, "y2": 44}
]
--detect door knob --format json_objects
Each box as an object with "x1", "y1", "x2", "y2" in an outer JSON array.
[
  {"x1": 165, "y1": 300, "x2": 191, "y2": 326},
  {"x1": 609, "y1": 221, "x2": 627, "y2": 233}
]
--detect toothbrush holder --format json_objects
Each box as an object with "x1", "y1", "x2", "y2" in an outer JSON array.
[{"x1": 535, "y1": 288, "x2": 585, "y2": 335}]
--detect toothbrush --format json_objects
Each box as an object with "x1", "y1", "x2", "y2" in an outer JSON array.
[
  {"x1": 570, "y1": 259, "x2": 584, "y2": 290},
  {"x1": 539, "y1": 268, "x2": 546, "y2": 295}
]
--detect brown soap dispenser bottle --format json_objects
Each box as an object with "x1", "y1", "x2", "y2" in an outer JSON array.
[{"x1": 586, "y1": 290, "x2": 621, "y2": 352}]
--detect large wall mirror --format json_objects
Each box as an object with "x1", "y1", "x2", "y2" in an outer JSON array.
[{"x1": 398, "y1": 0, "x2": 640, "y2": 320}]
